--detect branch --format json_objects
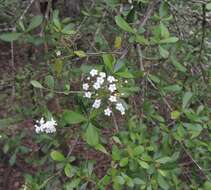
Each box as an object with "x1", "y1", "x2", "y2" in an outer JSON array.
[
  {"x1": 137, "y1": 0, "x2": 160, "y2": 71},
  {"x1": 18, "y1": 0, "x2": 36, "y2": 22},
  {"x1": 189, "y1": 0, "x2": 209, "y2": 4},
  {"x1": 180, "y1": 142, "x2": 210, "y2": 181},
  {"x1": 198, "y1": 4, "x2": 207, "y2": 82},
  {"x1": 139, "y1": 0, "x2": 161, "y2": 28}
]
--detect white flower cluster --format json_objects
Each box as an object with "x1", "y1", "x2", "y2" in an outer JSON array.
[
  {"x1": 56, "y1": 50, "x2": 61, "y2": 56},
  {"x1": 34, "y1": 117, "x2": 57, "y2": 134},
  {"x1": 82, "y1": 69, "x2": 126, "y2": 116}
]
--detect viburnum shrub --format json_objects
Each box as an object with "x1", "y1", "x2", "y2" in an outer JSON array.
[{"x1": 0, "y1": 1, "x2": 211, "y2": 190}]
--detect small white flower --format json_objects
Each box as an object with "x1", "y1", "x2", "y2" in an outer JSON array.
[
  {"x1": 34, "y1": 117, "x2": 57, "y2": 134},
  {"x1": 108, "y1": 84, "x2": 117, "y2": 92},
  {"x1": 189, "y1": 31, "x2": 194, "y2": 35},
  {"x1": 84, "y1": 91, "x2": 92, "y2": 98},
  {"x1": 109, "y1": 95, "x2": 117, "y2": 102},
  {"x1": 116, "y1": 103, "x2": 125, "y2": 115},
  {"x1": 121, "y1": 93, "x2": 125, "y2": 96},
  {"x1": 56, "y1": 50, "x2": 61, "y2": 56},
  {"x1": 93, "y1": 82, "x2": 101, "y2": 90},
  {"x1": 90, "y1": 69, "x2": 98, "y2": 77},
  {"x1": 99, "y1": 72, "x2": 106, "y2": 78},
  {"x1": 107, "y1": 76, "x2": 116, "y2": 83},
  {"x1": 92, "y1": 99, "x2": 101, "y2": 109},
  {"x1": 40, "y1": 117, "x2": 45, "y2": 124},
  {"x1": 44, "y1": 118, "x2": 57, "y2": 133},
  {"x1": 104, "y1": 107, "x2": 112, "y2": 116},
  {"x1": 96, "y1": 77, "x2": 104, "y2": 85},
  {"x1": 124, "y1": 80, "x2": 128, "y2": 84},
  {"x1": 87, "y1": 77, "x2": 90, "y2": 80},
  {"x1": 83, "y1": 83, "x2": 89, "y2": 91}
]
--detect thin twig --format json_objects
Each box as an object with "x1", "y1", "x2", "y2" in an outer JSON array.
[
  {"x1": 147, "y1": 76, "x2": 173, "y2": 111},
  {"x1": 0, "y1": 27, "x2": 15, "y2": 32},
  {"x1": 139, "y1": 0, "x2": 160, "y2": 28},
  {"x1": 189, "y1": 0, "x2": 208, "y2": 4},
  {"x1": 137, "y1": 44, "x2": 144, "y2": 71},
  {"x1": 136, "y1": 0, "x2": 160, "y2": 71},
  {"x1": 198, "y1": 4, "x2": 207, "y2": 82},
  {"x1": 112, "y1": 112, "x2": 119, "y2": 132},
  {"x1": 10, "y1": 41, "x2": 16, "y2": 103},
  {"x1": 42, "y1": 87, "x2": 83, "y2": 95},
  {"x1": 67, "y1": 136, "x2": 79, "y2": 157},
  {"x1": 180, "y1": 142, "x2": 210, "y2": 181},
  {"x1": 18, "y1": 0, "x2": 36, "y2": 22}
]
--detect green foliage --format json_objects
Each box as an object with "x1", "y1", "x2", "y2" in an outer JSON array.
[
  {"x1": 0, "y1": 0, "x2": 211, "y2": 190},
  {"x1": 62, "y1": 110, "x2": 86, "y2": 125},
  {"x1": 0, "y1": 32, "x2": 22, "y2": 42}
]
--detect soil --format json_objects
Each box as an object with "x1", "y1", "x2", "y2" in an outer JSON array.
[
  {"x1": 0, "y1": 162, "x2": 24, "y2": 190},
  {"x1": 0, "y1": 41, "x2": 34, "y2": 189}
]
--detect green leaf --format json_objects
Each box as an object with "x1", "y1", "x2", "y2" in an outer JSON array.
[
  {"x1": 206, "y1": 3, "x2": 211, "y2": 10},
  {"x1": 133, "y1": 145, "x2": 144, "y2": 156},
  {"x1": 112, "y1": 145, "x2": 121, "y2": 161},
  {"x1": 50, "y1": 150, "x2": 66, "y2": 162},
  {"x1": 64, "y1": 163, "x2": 72, "y2": 177},
  {"x1": 45, "y1": 75, "x2": 54, "y2": 89},
  {"x1": 115, "y1": 71, "x2": 134, "y2": 78},
  {"x1": 171, "y1": 110, "x2": 180, "y2": 120},
  {"x1": 170, "y1": 56, "x2": 187, "y2": 73},
  {"x1": 85, "y1": 124, "x2": 99, "y2": 146},
  {"x1": 9, "y1": 154, "x2": 16, "y2": 166},
  {"x1": 103, "y1": 54, "x2": 114, "y2": 72},
  {"x1": 74, "y1": 50, "x2": 87, "y2": 58},
  {"x1": 156, "y1": 157, "x2": 172, "y2": 164},
  {"x1": 114, "y1": 176, "x2": 125, "y2": 185},
  {"x1": 157, "y1": 174, "x2": 169, "y2": 190},
  {"x1": 115, "y1": 15, "x2": 135, "y2": 33},
  {"x1": 159, "y1": 1, "x2": 169, "y2": 18},
  {"x1": 158, "y1": 169, "x2": 168, "y2": 177},
  {"x1": 65, "y1": 178, "x2": 81, "y2": 189},
  {"x1": 204, "y1": 181, "x2": 211, "y2": 190},
  {"x1": 138, "y1": 160, "x2": 149, "y2": 169},
  {"x1": 182, "y1": 92, "x2": 193, "y2": 109},
  {"x1": 159, "y1": 46, "x2": 169, "y2": 58},
  {"x1": 163, "y1": 84, "x2": 182, "y2": 92},
  {"x1": 112, "y1": 136, "x2": 122, "y2": 144},
  {"x1": 106, "y1": 0, "x2": 119, "y2": 7},
  {"x1": 54, "y1": 59, "x2": 63, "y2": 77},
  {"x1": 30, "y1": 80, "x2": 43, "y2": 89},
  {"x1": 133, "y1": 178, "x2": 145, "y2": 185},
  {"x1": 126, "y1": 177, "x2": 134, "y2": 188},
  {"x1": 160, "y1": 22, "x2": 170, "y2": 38},
  {"x1": 114, "y1": 36, "x2": 122, "y2": 49},
  {"x1": 62, "y1": 110, "x2": 86, "y2": 124},
  {"x1": 53, "y1": 10, "x2": 61, "y2": 30},
  {"x1": 149, "y1": 74, "x2": 161, "y2": 84},
  {"x1": 62, "y1": 24, "x2": 76, "y2": 35},
  {"x1": 114, "y1": 59, "x2": 125, "y2": 72},
  {"x1": 135, "y1": 35, "x2": 149, "y2": 45},
  {"x1": 95, "y1": 144, "x2": 109, "y2": 155},
  {"x1": 27, "y1": 15, "x2": 43, "y2": 31},
  {"x1": 0, "y1": 32, "x2": 22, "y2": 42},
  {"x1": 184, "y1": 123, "x2": 203, "y2": 139},
  {"x1": 120, "y1": 157, "x2": 129, "y2": 167},
  {"x1": 160, "y1": 37, "x2": 179, "y2": 44}
]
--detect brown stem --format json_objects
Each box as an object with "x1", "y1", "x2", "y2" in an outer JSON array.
[{"x1": 198, "y1": 4, "x2": 207, "y2": 82}]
